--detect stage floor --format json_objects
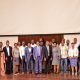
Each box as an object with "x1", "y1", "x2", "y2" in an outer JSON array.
[{"x1": 0, "y1": 73, "x2": 80, "y2": 80}]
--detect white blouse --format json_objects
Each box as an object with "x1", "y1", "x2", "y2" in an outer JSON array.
[{"x1": 68, "y1": 47, "x2": 78, "y2": 57}]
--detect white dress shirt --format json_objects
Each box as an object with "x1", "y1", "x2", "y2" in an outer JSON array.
[
  {"x1": 31, "y1": 44, "x2": 36, "y2": 48},
  {"x1": 68, "y1": 47, "x2": 78, "y2": 57},
  {"x1": 28, "y1": 48, "x2": 31, "y2": 53},
  {"x1": 19, "y1": 46, "x2": 26, "y2": 59},
  {"x1": 6, "y1": 47, "x2": 10, "y2": 56},
  {"x1": 74, "y1": 43, "x2": 80, "y2": 48},
  {"x1": 60, "y1": 44, "x2": 68, "y2": 58},
  {"x1": 46, "y1": 45, "x2": 50, "y2": 56}
]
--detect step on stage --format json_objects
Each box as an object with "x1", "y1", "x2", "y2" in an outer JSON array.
[{"x1": 0, "y1": 73, "x2": 80, "y2": 80}]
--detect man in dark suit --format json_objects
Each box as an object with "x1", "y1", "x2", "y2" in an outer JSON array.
[
  {"x1": 3, "y1": 40, "x2": 13, "y2": 74},
  {"x1": 44, "y1": 41, "x2": 52, "y2": 74},
  {"x1": 78, "y1": 45, "x2": 80, "y2": 75}
]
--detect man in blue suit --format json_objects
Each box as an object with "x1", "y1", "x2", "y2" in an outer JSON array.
[
  {"x1": 25, "y1": 43, "x2": 34, "y2": 74},
  {"x1": 33, "y1": 41, "x2": 43, "y2": 74}
]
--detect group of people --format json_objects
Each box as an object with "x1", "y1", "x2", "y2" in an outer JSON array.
[{"x1": 0, "y1": 38, "x2": 80, "y2": 76}]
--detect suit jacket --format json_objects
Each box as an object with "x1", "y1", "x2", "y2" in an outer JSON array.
[
  {"x1": 3, "y1": 46, "x2": 12, "y2": 58},
  {"x1": 44, "y1": 45, "x2": 52, "y2": 59},
  {"x1": 33, "y1": 46, "x2": 43, "y2": 60},
  {"x1": 78, "y1": 45, "x2": 80, "y2": 57},
  {"x1": 25, "y1": 47, "x2": 33, "y2": 61}
]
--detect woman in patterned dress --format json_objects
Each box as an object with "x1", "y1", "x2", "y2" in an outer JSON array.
[
  {"x1": 0, "y1": 42, "x2": 5, "y2": 76},
  {"x1": 52, "y1": 42, "x2": 61, "y2": 73}
]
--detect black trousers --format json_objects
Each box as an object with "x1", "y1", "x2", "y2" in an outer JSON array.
[
  {"x1": 44, "y1": 57, "x2": 51, "y2": 73},
  {"x1": 5, "y1": 56, "x2": 13, "y2": 74}
]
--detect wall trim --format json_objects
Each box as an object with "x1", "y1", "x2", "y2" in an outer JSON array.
[{"x1": 0, "y1": 33, "x2": 80, "y2": 37}]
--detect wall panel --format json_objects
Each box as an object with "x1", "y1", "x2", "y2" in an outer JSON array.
[{"x1": 18, "y1": 34, "x2": 63, "y2": 45}]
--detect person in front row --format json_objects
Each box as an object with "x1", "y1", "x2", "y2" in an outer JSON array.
[
  {"x1": 68, "y1": 43, "x2": 78, "y2": 76},
  {"x1": 3, "y1": 40, "x2": 13, "y2": 74},
  {"x1": 13, "y1": 43, "x2": 20, "y2": 75},
  {"x1": 33, "y1": 41, "x2": 43, "y2": 74},
  {"x1": 25, "y1": 43, "x2": 34, "y2": 74},
  {"x1": 0, "y1": 42, "x2": 5, "y2": 76},
  {"x1": 78, "y1": 44, "x2": 80, "y2": 75},
  {"x1": 52, "y1": 42, "x2": 61, "y2": 74},
  {"x1": 73, "y1": 38, "x2": 80, "y2": 75},
  {"x1": 44, "y1": 41, "x2": 52, "y2": 74},
  {"x1": 20, "y1": 41, "x2": 26, "y2": 74},
  {"x1": 59, "y1": 39, "x2": 68, "y2": 73}
]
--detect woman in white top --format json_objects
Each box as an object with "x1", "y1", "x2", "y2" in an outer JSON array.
[{"x1": 68, "y1": 43, "x2": 78, "y2": 76}]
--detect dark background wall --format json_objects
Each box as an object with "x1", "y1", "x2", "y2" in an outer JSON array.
[{"x1": 18, "y1": 34, "x2": 63, "y2": 44}]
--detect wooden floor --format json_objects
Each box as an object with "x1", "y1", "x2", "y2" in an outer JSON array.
[{"x1": 0, "y1": 73, "x2": 80, "y2": 80}]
